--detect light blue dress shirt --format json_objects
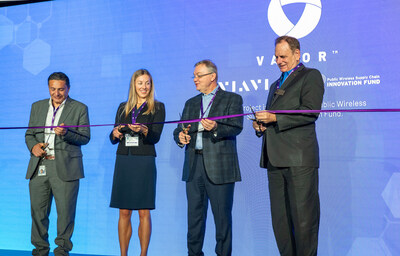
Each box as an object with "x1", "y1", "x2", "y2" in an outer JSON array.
[{"x1": 195, "y1": 86, "x2": 219, "y2": 150}]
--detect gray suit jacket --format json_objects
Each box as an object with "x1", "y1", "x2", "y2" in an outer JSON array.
[
  {"x1": 259, "y1": 65, "x2": 324, "y2": 168},
  {"x1": 174, "y1": 89, "x2": 243, "y2": 184},
  {"x1": 25, "y1": 97, "x2": 90, "y2": 181}
]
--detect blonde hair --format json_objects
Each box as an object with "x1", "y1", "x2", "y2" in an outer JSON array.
[{"x1": 124, "y1": 69, "x2": 156, "y2": 117}]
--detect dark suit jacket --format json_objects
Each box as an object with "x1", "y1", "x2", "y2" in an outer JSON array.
[
  {"x1": 25, "y1": 97, "x2": 90, "y2": 181},
  {"x1": 109, "y1": 101, "x2": 165, "y2": 156},
  {"x1": 259, "y1": 65, "x2": 324, "y2": 168},
  {"x1": 174, "y1": 88, "x2": 243, "y2": 184}
]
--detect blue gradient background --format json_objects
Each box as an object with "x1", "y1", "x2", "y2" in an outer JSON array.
[{"x1": 0, "y1": 0, "x2": 399, "y2": 255}]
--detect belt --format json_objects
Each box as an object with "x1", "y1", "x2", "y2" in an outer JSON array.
[
  {"x1": 195, "y1": 149, "x2": 203, "y2": 154},
  {"x1": 44, "y1": 155, "x2": 55, "y2": 160}
]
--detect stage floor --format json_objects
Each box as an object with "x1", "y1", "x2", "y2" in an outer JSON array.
[{"x1": 0, "y1": 250, "x2": 115, "y2": 256}]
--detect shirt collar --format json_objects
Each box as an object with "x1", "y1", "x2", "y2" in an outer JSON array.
[
  {"x1": 48, "y1": 98, "x2": 67, "y2": 109},
  {"x1": 203, "y1": 85, "x2": 219, "y2": 97},
  {"x1": 283, "y1": 62, "x2": 302, "y2": 76},
  {"x1": 283, "y1": 67, "x2": 294, "y2": 76}
]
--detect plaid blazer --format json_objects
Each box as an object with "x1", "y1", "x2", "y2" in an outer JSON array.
[{"x1": 174, "y1": 88, "x2": 243, "y2": 184}]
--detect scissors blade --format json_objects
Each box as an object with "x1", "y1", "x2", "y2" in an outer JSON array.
[
  {"x1": 251, "y1": 106, "x2": 257, "y2": 117},
  {"x1": 179, "y1": 113, "x2": 187, "y2": 131},
  {"x1": 250, "y1": 107, "x2": 262, "y2": 123}
]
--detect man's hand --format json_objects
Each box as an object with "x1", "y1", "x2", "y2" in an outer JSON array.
[
  {"x1": 253, "y1": 121, "x2": 266, "y2": 132},
  {"x1": 54, "y1": 123, "x2": 68, "y2": 136},
  {"x1": 179, "y1": 131, "x2": 191, "y2": 145},
  {"x1": 255, "y1": 111, "x2": 277, "y2": 124},
  {"x1": 31, "y1": 143, "x2": 48, "y2": 157},
  {"x1": 200, "y1": 118, "x2": 217, "y2": 131},
  {"x1": 179, "y1": 124, "x2": 191, "y2": 144}
]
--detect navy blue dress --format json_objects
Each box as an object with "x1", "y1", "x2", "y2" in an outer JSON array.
[
  {"x1": 111, "y1": 154, "x2": 156, "y2": 209},
  {"x1": 110, "y1": 101, "x2": 165, "y2": 210}
]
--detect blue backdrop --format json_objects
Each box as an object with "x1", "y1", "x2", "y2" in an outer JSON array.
[{"x1": 0, "y1": 0, "x2": 399, "y2": 255}]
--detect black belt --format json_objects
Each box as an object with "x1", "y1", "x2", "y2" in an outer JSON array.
[{"x1": 195, "y1": 149, "x2": 203, "y2": 154}]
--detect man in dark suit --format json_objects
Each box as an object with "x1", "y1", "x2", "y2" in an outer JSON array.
[
  {"x1": 253, "y1": 36, "x2": 324, "y2": 256},
  {"x1": 25, "y1": 72, "x2": 90, "y2": 256},
  {"x1": 174, "y1": 60, "x2": 243, "y2": 256}
]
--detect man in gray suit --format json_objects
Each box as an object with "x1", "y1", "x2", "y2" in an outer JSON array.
[
  {"x1": 25, "y1": 72, "x2": 90, "y2": 256},
  {"x1": 253, "y1": 36, "x2": 324, "y2": 256},
  {"x1": 174, "y1": 60, "x2": 243, "y2": 256}
]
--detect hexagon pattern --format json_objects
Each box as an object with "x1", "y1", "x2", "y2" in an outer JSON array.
[
  {"x1": 0, "y1": 4, "x2": 52, "y2": 75},
  {"x1": 0, "y1": 15, "x2": 14, "y2": 50},
  {"x1": 23, "y1": 39, "x2": 51, "y2": 75},
  {"x1": 382, "y1": 173, "x2": 400, "y2": 218},
  {"x1": 382, "y1": 222, "x2": 400, "y2": 256},
  {"x1": 30, "y1": 3, "x2": 52, "y2": 23},
  {"x1": 16, "y1": 21, "x2": 34, "y2": 46},
  {"x1": 347, "y1": 237, "x2": 391, "y2": 256},
  {"x1": 5, "y1": 5, "x2": 28, "y2": 24}
]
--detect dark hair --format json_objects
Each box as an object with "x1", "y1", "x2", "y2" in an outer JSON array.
[
  {"x1": 194, "y1": 59, "x2": 218, "y2": 81},
  {"x1": 275, "y1": 36, "x2": 300, "y2": 53},
  {"x1": 48, "y1": 72, "x2": 70, "y2": 89}
]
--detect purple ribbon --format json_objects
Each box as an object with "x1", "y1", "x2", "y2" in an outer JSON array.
[
  {"x1": 132, "y1": 102, "x2": 147, "y2": 123},
  {"x1": 276, "y1": 63, "x2": 303, "y2": 89},
  {"x1": 200, "y1": 87, "x2": 219, "y2": 118},
  {"x1": 2, "y1": 108, "x2": 400, "y2": 130},
  {"x1": 50, "y1": 105, "x2": 61, "y2": 131}
]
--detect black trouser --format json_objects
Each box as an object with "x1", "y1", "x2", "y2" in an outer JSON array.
[
  {"x1": 267, "y1": 162, "x2": 320, "y2": 256},
  {"x1": 186, "y1": 153, "x2": 235, "y2": 256}
]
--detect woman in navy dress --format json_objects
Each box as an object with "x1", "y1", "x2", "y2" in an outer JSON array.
[{"x1": 110, "y1": 69, "x2": 165, "y2": 256}]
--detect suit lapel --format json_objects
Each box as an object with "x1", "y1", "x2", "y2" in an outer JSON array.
[
  {"x1": 270, "y1": 65, "x2": 305, "y2": 107},
  {"x1": 58, "y1": 97, "x2": 73, "y2": 125},
  {"x1": 39, "y1": 100, "x2": 49, "y2": 126},
  {"x1": 208, "y1": 89, "x2": 223, "y2": 117},
  {"x1": 268, "y1": 81, "x2": 279, "y2": 108},
  {"x1": 36, "y1": 100, "x2": 49, "y2": 139},
  {"x1": 280, "y1": 65, "x2": 305, "y2": 91},
  {"x1": 192, "y1": 94, "x2": 202, "y2": 117},
  {"x1": 190, "y1": 95, "x2": 202, "y2": 130}
]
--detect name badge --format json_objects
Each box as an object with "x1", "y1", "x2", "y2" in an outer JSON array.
[
  {"x1": 275, "y1": 89, "x2": 285, "y2": 96},
  {"x1": 125, "y1": 134, "x2": 139, "y2": 147},
  {"x1": 38, "y1": 165, "x2": 46, "y2": 176}
]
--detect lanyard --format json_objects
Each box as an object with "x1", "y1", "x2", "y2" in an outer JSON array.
[
  {"x1": 50, "y1": 105, "x2": 61, "y2": 131},
  {"x1": 276, "y1": 63, "x2": 303, "y2": 89},
  {"x1": 132, "y1": 101, "x2": 147, "y2": 123},
  {"x1": 200, "y1": 87, "x2": 219, "y2": 118}
]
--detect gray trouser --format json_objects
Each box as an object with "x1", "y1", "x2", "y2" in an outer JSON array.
[{"x1": 29, "y1": 159, "x2": 79, "y2": 256}]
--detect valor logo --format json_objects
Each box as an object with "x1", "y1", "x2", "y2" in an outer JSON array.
[{"x1": 267, "y1": 0, "x2": 322, "y2": 39}]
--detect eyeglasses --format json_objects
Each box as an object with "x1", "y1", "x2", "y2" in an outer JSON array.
[{"x1": 192, "y1": 72, "x2": 213, "y2": 79}]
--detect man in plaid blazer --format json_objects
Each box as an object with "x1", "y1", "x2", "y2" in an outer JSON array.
[{"x1": 174, "y1": 59, "x2": 243, "y2": 256}]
